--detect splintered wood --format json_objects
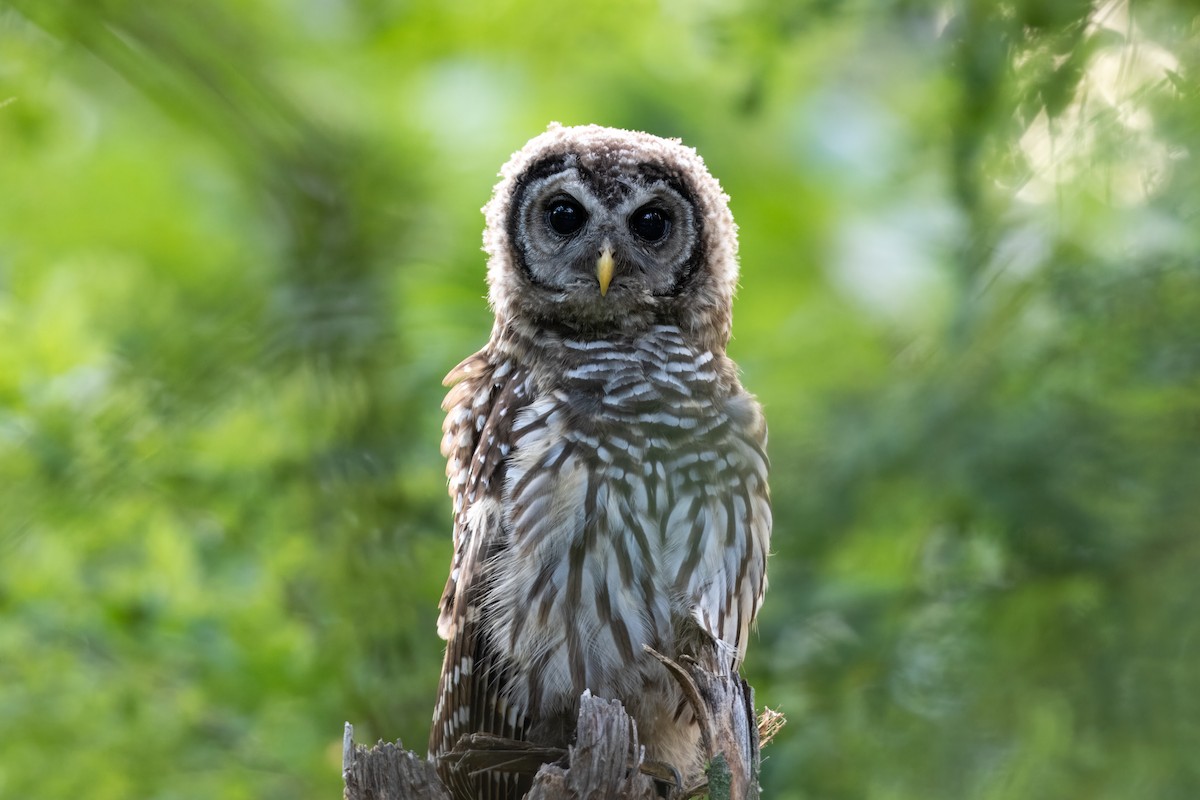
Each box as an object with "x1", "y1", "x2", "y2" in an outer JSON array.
[{"x1": 343, "y1": 652, "x2": 781, "y2": 800}]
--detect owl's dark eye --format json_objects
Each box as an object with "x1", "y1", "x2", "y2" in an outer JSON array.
[
  {"x1": 629, "y1": 206, "x2": 670, "y2": 242},
  {"x1": 546, "y1": 199, "x2": 587, "y2": 236}
]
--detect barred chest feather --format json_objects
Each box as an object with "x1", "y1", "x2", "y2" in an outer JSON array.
[{"x1": 465, "y1": 323, "x2": 770, "y2": 760}]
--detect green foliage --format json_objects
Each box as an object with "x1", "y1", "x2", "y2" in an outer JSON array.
[
  {"x1": 1, "y1": 1, "x2": 1198, "y2": 798},
  {"x1": 707, "y1": 753, "x2": 732, "y2": 800}
]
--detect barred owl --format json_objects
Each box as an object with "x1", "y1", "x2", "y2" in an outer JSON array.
[{"x1": 429, "y1": 123, "x2": 770, "y2": 799}]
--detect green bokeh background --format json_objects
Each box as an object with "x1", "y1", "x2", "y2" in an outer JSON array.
[{"x1": 2, "y1": 1, "x2": 1198, "y2": 797}]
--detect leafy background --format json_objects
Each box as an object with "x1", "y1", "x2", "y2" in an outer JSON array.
[{"x1": 2, "y1": 0, "x2": 1198, "y2": 797}]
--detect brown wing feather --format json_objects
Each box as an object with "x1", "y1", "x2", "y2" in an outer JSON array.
[{"x1": 429, "y1": 349, "x2": 535, "y2": 800}]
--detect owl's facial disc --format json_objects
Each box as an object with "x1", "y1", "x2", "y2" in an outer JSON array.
[{"x1": 508, "y1": 156, "x2": 703, "y2": 328}]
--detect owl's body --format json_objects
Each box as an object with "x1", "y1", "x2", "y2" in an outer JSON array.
[{"x1": 430, "y1": 125, "x2": 770, "y2": 799}]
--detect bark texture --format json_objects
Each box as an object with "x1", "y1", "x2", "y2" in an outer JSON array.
[{"x1": 343, "y1": 654, "x2": 771, "y2": 800}]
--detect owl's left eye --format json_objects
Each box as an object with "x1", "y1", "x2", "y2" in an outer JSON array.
[
  {"x1": 546, "y1": 199, "x2": 587, "y2": 236},
  {"x1": 629, "y1": 206, "x2": 671, "y2": 243}
]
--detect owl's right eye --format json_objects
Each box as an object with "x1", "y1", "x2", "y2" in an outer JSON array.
[{"x1": 546, "y1": 199, "x2": 587, "y2": 236}]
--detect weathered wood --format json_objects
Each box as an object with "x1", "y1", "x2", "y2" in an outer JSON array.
[
  {"x1": 343, "y1": 654, "x2": 780, "y2": 800},
  {"x1": 644, "y1": 646, "x2": 761, "y2": 800},
  {"x1": 342, "y1": 723, "x2": 451, "y2": 800},
  {"x1": 524, "y1": 691, "x2": 659, "y2": 800}
]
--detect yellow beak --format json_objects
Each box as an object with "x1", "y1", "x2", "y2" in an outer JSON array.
[{"x1": 597, "y1": 247, "x2": 615, "y2": 296}]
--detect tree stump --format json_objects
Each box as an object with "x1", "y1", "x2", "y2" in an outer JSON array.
[{"x1": 343, "y1": 652, "x2": 779, "y2": 800}]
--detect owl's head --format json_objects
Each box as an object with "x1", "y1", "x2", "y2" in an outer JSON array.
[{"x1": 483, "y1": 124, "x2": 739, "y2": 350}]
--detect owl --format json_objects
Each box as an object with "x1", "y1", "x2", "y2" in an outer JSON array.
[{"x1": 429, "y1": 123, "x2": 770, "y2": 799}]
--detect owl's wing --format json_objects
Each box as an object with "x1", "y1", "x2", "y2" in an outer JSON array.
[
  {"x1": 430, "y1": 351, "x2": 534, "y2": 769},
  {"x1": 685, "y1": 393, "x2": 771, "y2": 673}
]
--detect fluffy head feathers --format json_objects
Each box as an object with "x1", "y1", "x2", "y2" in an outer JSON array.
[{"x1": 482, "y1": 123, "x2": 740, "y2": 351}]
